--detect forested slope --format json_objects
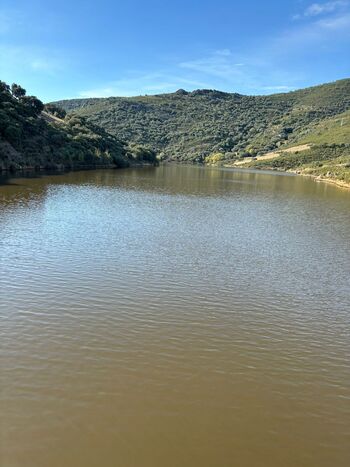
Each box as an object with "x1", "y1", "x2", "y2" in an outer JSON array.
[
  {"x1": 54, "y1": 78, "x2": 350, "y2": 162},
  {"x1": 0, "y1": 81, "x2": 156, "y2": 171}
]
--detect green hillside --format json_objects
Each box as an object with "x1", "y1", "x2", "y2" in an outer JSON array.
[
  {"x1": 54, "y1": 78, "x2": 350, "y2": 163},
  {"x1": 1, "y1": 77, "x2": 349, "y2": 185},
  {"x1": 247, "y1": 111, "x2": 350, "y2": 186},
  {"x1": 0, "y1": 81, "x2": 156, "y2": 171},
  {"x1": 291, "y1": 109, "x2": 350, "y2": 146}
]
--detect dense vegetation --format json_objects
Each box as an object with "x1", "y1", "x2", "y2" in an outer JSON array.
[
  {"x1": 54, "y1": 79, "x2": 350, "y2": 163},
  {"x1": 1, "y1": 77, "x2": 348, "y2": 185},
  {"x1": 0, "y1": 81, "x2": 157, "y2": 171}
]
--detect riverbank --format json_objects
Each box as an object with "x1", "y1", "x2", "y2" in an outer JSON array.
[
  {"x1": 288, "y1": 168, "x2": 350, "y2": 190},
  {"x1": 222, "y1": 143, "x2": 350, "y2": 190},
  {"x1": 0, "y1": 159, "x2": 158, "y2": 174},
  {"x1": 223, "y1": 165, "x2": 350, "y2": 190}
]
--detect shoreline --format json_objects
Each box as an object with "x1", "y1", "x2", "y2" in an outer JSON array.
[
  {"x1": 221, "y1": 163, "x2": 350, "y2": 190},
  {"x1": 0, "y1": 161, "x2": 157, "y2": 174},
  {"x1": 288, "y1": 169, "x2": 350, "y2": 190},
  {"x1": 2, "y1": 161, "x2": 349, "y2": 191}
]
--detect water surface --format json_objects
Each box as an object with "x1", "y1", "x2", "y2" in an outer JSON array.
[{"x1": 1, "y1": 165, "x2": 350, "y2": 467}]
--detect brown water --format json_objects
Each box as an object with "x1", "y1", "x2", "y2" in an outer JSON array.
[{"x1": 1, "y1": 165, "x2": 350, "y2": 467}]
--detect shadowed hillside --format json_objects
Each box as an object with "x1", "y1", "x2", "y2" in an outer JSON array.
[
  {"x1": 0, "y1": 81, "x2": 157, "y2": 171},
  {"x1": 0, "y1": 81, "x2": 130, "y2": 171}
]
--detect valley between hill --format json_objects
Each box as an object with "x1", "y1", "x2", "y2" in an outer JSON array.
[{"x1": 54, "y1": 78, "x2": 350, "y2": 187}]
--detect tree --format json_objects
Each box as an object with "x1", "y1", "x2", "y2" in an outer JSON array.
[
  {"x1": 45, "y1": 103, "x2": 67, "y2": 119},
  {"x1": 127, "y1": 144, "x2": 157, "y2": 163},
  {"x1": 11, "y1": 83, "x2": 26, "y2": 99},
  {"x1": 21, "y1": 95, "x2": 44, "y2": 115},
  {"x1": 0, "y1": 81, "x2": 10, "y2": 94}
]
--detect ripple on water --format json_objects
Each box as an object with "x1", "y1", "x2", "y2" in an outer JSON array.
[{"x1": 1, "y1": 166, "x2": 350, "y2": 467}]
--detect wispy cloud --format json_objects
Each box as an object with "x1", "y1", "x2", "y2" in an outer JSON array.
[
  {"x1": 293, "y1": 1, "x2": 349, "y2": 19},
  {"x1": 177, "y1": 49, "x2": 304, "y2": 94},
  {"x1": 0, "y1": 7, "x2": 69, "y2": 75},
  {"x1": 0, "y1": 44, "x2": 66, "y2": 77},
  {"x1": 75, "y1": 5, "x2": 349, "y2": 99},
  {"x1": 215, "y1": 48, "x2": 232, "y2": 56},
  {"x1": 78, "y1": 16, "x2": 348, "y2": 99},
  {"x1": 79, "y1": 49, "x2": 252, "y2": 98},
  {"x1": 316, "y1": 12, "x2": 350, "y2": 27},
  {"x1": 0, "y1": 6, "x2": 28, "y2": 36},
  {"x1": 284, "y1": 11, "x2": 350, "y2": 48},
  {"x1": 305, "y1": 1, "x2": 348, "y2": 16},
  {"x1": 261, "y1": 85, "x2": 296, "y2": 91},
  {"x1": 179, "y1": 49, "x2": 245, "y2": 79},
  {"x1": 0, "y1": 10, "x2": 13, "y2": 34},
  {"x1": 0, "y1": 17, "x2": 9, "y2": 34},
  {"x1": 79, "y1": 73, "x2": 211, "y2": 98}
]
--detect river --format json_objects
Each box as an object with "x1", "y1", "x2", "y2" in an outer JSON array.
[{"x1": 1, "y1": 165, "x2": 349, "y2": 467}]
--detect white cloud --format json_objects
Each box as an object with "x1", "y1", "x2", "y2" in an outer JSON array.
[
  {"x1": 293, "y1": 1, "x2": 349, "y2": 19},
  {"x1": 215, "y1": 49, "x2": 232, "y2": 56},
  {"x1": 316, "y1": 12, "x2": 350, "y2": 27},
  {"x1": 305, "y1": 1, "x2": 348, "y2": 16},
  {"x1": 179, "y1": 49, "x2": 246, "y2": 79},
  {"x1": 0, "y1": 11, "x2": 11, "y2": 34},
  {"x1": 30, "y1": 59, "x2": 59, "y2": 72},
  {"x1": 0, "y1": 44, "x2": 65, "y2": 77},
  {"x1": 274, "y1": 6, "x2": 350, "y2": 54},
  {"x1": 78, "y1": 6, "x2": 349, "y2": 100},
  {"x1": 0, "y1": 8, "x2": 25, "y2": 35},
  {"x1": 260, "y1": 85, "x2": 296, "y2": 91},
  {"x1": 79, "y1": 73, "x2": 211, "y2": 98}
]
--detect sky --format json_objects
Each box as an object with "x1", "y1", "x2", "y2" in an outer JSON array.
[{"x1": 0, "y1": 0, "x2": 349, "y2": 101}]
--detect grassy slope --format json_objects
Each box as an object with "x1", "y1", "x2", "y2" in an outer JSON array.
[
  {"x1": 292, "y1": 110, "x2": 350, "y2": 145},
  {"x1": 246, "y1": 111, "x2": 350, "y2": 186}
]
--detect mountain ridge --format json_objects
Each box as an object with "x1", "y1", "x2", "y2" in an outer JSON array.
[
  {"x1": 53, "y1": 78, "x2": 350, "y2": 162},
  {"x1": 55, "y1": 77, "x2": 350, "y2": 104}
]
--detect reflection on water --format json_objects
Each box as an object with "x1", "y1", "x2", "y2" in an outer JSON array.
[{"x1": 1, "y1": 165, "x2": 350, "y2": 467}]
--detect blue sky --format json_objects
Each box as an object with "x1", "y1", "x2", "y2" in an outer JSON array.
[{"x1": 0, "y1": 0, "x2": 349, "y2": 101}]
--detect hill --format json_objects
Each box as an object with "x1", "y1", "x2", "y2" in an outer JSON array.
[
  {"x1": 244, "y1": 110, "x2": 350, "y2": 187},
  {"x1": 54, "y1": 79, "x2": 350, "y2": 163},
  {"x1": 0, "y1": 81, "x2": 156, "y2": 172}
]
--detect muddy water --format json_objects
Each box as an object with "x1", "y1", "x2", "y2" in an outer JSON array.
[{"x1": 1, "y1": 165, "x2": 350, "y2": 467}]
